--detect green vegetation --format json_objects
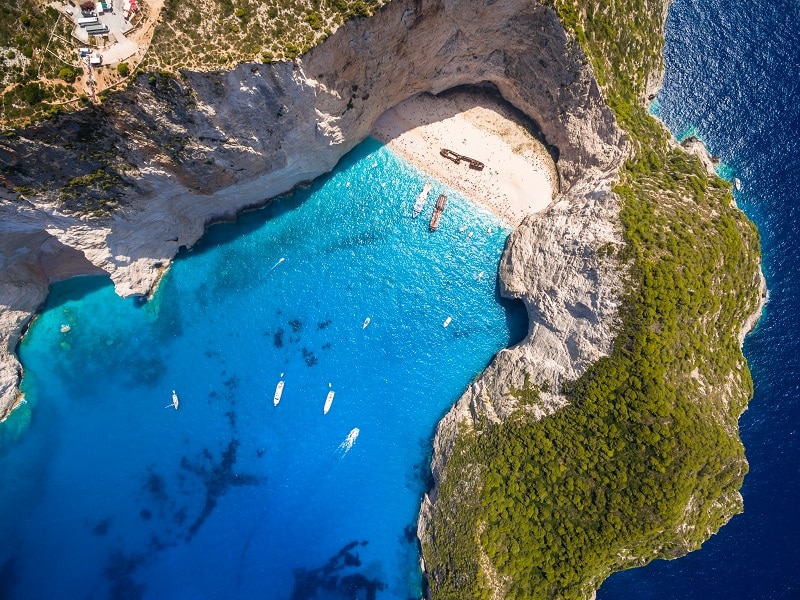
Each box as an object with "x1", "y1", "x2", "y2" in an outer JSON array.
[
  {"x1": 0, "y1": 2, "x2": 83, "y2": 127},
  {"x1": 1, "y1": 0, "x2": 391, "y2": 128},
  {"x1": 142, "y1": 0, "x2": 388, "y2": 72},
  {"x1": 58, "y1": 66, "x2": 78, "y2": 83},
  {"x1": 422, "y1": 1, "x2": 762, "y2": 598},
  {"x1": 116, "y1": 62, "x2": 130, "y2": 77},
  {"x1": 59, "y1": 167, "x2": 127, "y2": 219}
]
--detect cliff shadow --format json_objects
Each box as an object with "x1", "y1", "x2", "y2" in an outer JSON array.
[{"x1": 371, "y1": 83, "x2": 560, "y2": 175}]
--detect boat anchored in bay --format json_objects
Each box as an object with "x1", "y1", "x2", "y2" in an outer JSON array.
[
  {"x1": 324, "y1": 383, "x2": 335, "y2": 414},
  {"x1": 429, "y1": 194, "x2": 447, "y2": 231},
  {"x1": 273, "y1": 375, "x2": 285, "y2": 406},
  {"x1": 166, "y1": 390, "x2": 179, "y2": 410},
  {"x1": 412, "y1": 182, "x2": 432, "y2": 218}
]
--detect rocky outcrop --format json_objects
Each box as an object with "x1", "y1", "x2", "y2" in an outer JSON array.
[
  {"x1": 0, "y1": 0, "x2": 624, "y2": 419},
  {"x1": 419, "y1": 143, "x2": 624, "y2": 568}
]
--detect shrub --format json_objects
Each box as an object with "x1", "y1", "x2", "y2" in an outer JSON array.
[
  {"x1": 116, "y1": 62, "x2": 130, "y2": 77},
  {"x1": 58, "y1": 67, "x2": 77, "y2": 83},
  {"x1": 305, "y1": 11, "x2": 323, "y2": 30},
  {"x1": 22, "y1": 82, "x2": 46, "y2": 105}
]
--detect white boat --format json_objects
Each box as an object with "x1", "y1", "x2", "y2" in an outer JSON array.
[
  {"x1": 338, "y1": 427, "x2": 360, "y2": 453},
  {"x1": 459, "y1": 225, "x2": 468, "y2": 233},
  {"x1": 60, "y1": 324, "x2": 71, "y2": 333},
  {"x1": 734, "y1": 177, "x2": 742, "y2": 191},
  {"x1": 270, "y1": 257, "x2": 285, "y2": 271},
  {"x1": 345, "y1": 427, "x2": 359, "y2": 445},
  {"x1": 324, "y1": 390, "x2": 335, "y2": 414},
  {"x1": 412, "y1": 182, "x2": 433, "y2": 218},
  {"x1": 362, "y1": 317, "x2": 371, "y2": 329},
  {"x1": 443, "y1": 316, "x2": 452, "y2": 328},
  {"x1": 273, "y1": 380, "x2": 285, "y2": 406},
  {"x1": 166, "y1": 390, "x2": 179, "y2": 410}
]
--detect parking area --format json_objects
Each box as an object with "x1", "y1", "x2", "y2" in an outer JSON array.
[{"x1": 57, "y1": 0, "x2": 148, "y2": 65}]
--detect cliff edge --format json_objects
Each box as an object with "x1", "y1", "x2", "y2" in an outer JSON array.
[
  {"x1": 0, "y1": 0, "x2": 622, "y2": 418},
  {"x1": 0, "y1": 0, "x2": 764, "y2": 598}
]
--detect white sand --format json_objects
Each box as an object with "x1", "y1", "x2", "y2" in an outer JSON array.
[{"x1": 372, "y1": 90, "x2": 558, "y2": 227}]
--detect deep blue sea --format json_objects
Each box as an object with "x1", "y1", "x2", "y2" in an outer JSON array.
[
  {"x1": 599, "y1": 0, "x2": 800, "y2": 598},
  {"x1": 0, "y1": 138, "x2": 527, "y2": 599},
  {"x1": 3, "y1": 2, "x2": 799, "y2": 598}
]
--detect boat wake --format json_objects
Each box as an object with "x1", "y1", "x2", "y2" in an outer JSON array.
[{"x1": 337, "y1": 427, "x2": 360, "y2": 456}]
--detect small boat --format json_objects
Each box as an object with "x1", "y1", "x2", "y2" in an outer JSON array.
[
  {"x1": 734, "y1": 177, "x2": 742, "y2": 191},
  {"x1": 273, "y1": 380, "x2": 285, "y2": 406},
  {"x1": 270, "y1": 257, "x2": 285, "y2": 271},
  {"x1": 459, "y1": 225, "x2": 468, "y2": 233},
  {"x1": 166, "y1": 390, "x2": 179, "y2": 410},
  {"x1": 412, "y1": 182, "x2": 433, "y2": 218},
  {"x1": 324, "y1": 389, "x2": 335, "y2": 414},
  {"x1": 429, "y1": 194, "x2": 448, "y2": 232},
  {"x1": 443, "y1": 316, "x2": 452, "y2": 328},
  {"x1": 362, "y1": 317, "x2": 371, "y2": 329},
  {"x1": 60, "y1": 324, "x2": 71, "y2": 333},
  {"x1": 338, "y1": 427, "x2": 360, "y2": 454},
  {"x1": 345, "y1": 427, "x2": 359, "y2": 445}
]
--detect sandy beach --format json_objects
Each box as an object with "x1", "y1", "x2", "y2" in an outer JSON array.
[{"x1": 372, "y1": 89, "x2": 558, "y2": 227}]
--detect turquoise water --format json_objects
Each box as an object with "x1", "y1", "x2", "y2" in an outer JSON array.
[{"x1": 0, "y1": 138, "x2": 527, "y2": 599}]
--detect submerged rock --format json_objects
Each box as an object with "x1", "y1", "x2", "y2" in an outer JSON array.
[{"x1": 0, "y1": 0, "x2": 623, "y2": 420}]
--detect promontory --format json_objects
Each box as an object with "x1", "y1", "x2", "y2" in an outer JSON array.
[{"x1": 0, "y1": 0, "x2": 763, "y2": 598}]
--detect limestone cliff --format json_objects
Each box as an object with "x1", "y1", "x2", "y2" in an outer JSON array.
[
  {"x1": 0, "y1": 0, "x2": 623, "y2": 419},
  {"x1": 0, "y1": 0, "x2": 766, "y2": 597}
]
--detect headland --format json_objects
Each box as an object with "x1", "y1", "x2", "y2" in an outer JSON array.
[{"x1": 0, "y1": 0, "x2": 765, "y2": 597}]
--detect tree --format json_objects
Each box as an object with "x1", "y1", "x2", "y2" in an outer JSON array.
[
  {"x1": 58, "y1": 67, "x2": 77, "y2": 83},
  {"x1": 22, "y1": 82, "x2": 46, "y2": 106},
  {"x1": 116, "y1": 62, "x2": 130, "y2": 77}
]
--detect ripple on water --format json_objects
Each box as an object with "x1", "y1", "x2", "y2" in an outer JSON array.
[{"x1": 0, "y1": 138, "x2": 528, "y2": 599}]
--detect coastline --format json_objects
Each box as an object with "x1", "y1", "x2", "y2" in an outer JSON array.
[
  {"x1": 372, "y1": 90, "x2": 558, "y2": 227},
  {"x1": 644, "y1": 59, "x2": 767, "y2": 347}
]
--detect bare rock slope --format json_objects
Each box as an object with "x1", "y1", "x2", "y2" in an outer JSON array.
[{"x1": 0, "y1": 0, "x2": 624, "y2": 420}]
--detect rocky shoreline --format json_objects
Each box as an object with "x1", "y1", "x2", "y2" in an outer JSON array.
[
  {"x1": 0, "y1": 0, "x2": 624, "y2": 420},
  {"x1": 0, "y1": 0, "x2": 766, "y2": 596}
]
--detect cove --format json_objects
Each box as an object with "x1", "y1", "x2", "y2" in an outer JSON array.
[{"x1": 0, "y1": 138, "x2": 527, "y2": 599}]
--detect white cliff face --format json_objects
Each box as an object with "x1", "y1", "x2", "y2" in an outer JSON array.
[
  {"x1": 421, "y1": 161, "x2": 624, "y2": 507},
  {"x1": 0, "y1": 0, "x2": 624, "y2": 440}
]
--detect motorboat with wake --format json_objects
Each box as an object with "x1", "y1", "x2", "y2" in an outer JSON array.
[
  {"x1": 338, "y1": 427, "x2": 360, "y2": 454},
  {"x1": 166, "y1": 390, "x2": 179, "y2": 410}
]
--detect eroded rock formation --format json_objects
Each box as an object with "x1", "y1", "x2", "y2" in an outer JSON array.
[{"x1": 0, "y1": 0, "x2": 624, "y2": 420}]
